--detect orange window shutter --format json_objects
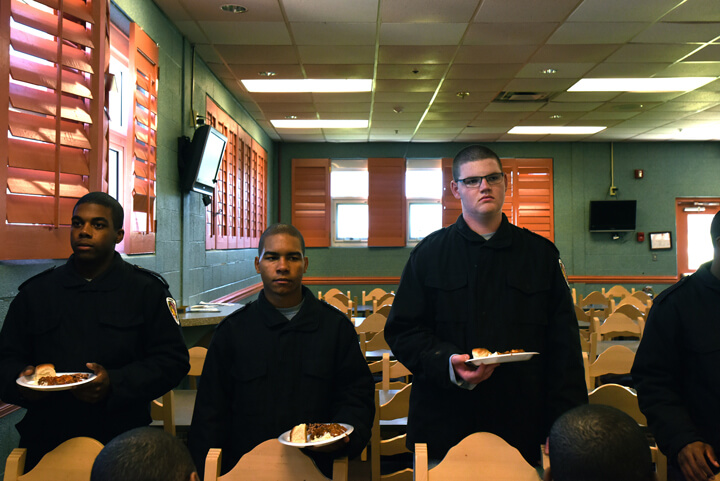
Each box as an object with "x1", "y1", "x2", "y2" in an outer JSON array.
[
  {"x1": 368, "y1": 158, "x2": 406, "y2": 247},
  {"x1": 503, "y1": 158, "x2": 554, "y2": 241},
  {"x1": 1, "y1": 0, "x2": 109, "y2": 260},
  {"x1": 125, "y1": 23, "x2": 158, "y2": 254},
  {"x1": 292, "y1": 158, "x2": 330, "y2": 247},
  {"x1": 441, "y1": 157, "x2": 461, "y2": 227}
]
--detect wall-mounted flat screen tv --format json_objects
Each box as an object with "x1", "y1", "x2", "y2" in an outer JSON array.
[
  {"x1": 589, "y1": 200, "x2": 637, "y2": 232},
  {"x1": 180, "y1": 125, "x2": 227, "y2": 196}
]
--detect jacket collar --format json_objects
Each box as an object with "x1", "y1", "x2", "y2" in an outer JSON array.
[
  {"x1": 60, "y1": 252, "x2": 125, "y2": 290},
  {"x1": 455, "y1": 213, "x2": 513, "y2": 249},
  {"x1": 696, "y1": 261, "x2": 720, "y2": 293},
  {"x1": 257, "y1": 285, "x2": 320, "y2": 331}
]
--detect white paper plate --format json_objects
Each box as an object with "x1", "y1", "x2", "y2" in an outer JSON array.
[
  {"x1": 16, "y1": 372, "x2": 96, "y2": 392},
  {"x1": 278, "y1": 423, "x2": 354, "y2": 448},
  {"x1": 465, "y1": 352, "x2": 539, "y2": 366}
]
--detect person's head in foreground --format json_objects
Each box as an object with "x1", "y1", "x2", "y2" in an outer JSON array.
[
  {"x1": 255, "y1": 223, "x2": 308, "y2": 308},
  {"x1": 545, "y1": 404, "x2": 655, "y2": 481},
  {"x1": 91, "y1": 427, "x2": 199, "y2": 481}
]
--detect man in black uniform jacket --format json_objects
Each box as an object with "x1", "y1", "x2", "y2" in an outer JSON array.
[
  {"x1": 189, "y1": 224, "x2": 374, "y2": 476},
  {"x1": 0, "y1": 192, "x2": 189, "y2": 469},
  {"x1": 385, "y1": 145, "x2": 587, "y2": 466}
]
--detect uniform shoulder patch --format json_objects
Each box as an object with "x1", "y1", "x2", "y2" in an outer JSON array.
[
  {"x1": 559, "y1": 258, "x2": 570, "y2": 289},
  {"x1": 132, "y1": 264, "x2": 169, "y2": 288},
  {"x1": 18, "y1": 266, "x2": 57, "y2": 290},
  {"x1": 166, "y1": 297, "x2": 179, "y2": 325}
]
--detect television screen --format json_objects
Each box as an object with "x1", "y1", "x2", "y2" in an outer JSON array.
[
  {"x1": 589, "y1": 200, "x2": 637, "y2": 232},
  {"x1": 180, "y1": 125, "x2": 227, "y2": 195}
]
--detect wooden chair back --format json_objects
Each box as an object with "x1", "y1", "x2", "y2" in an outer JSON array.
[
  {"x1": 574, "y1": 304, "x2": 591, "y2": 326},
  {"x1": 588, "y1": 384, "x2": 667, "y2": 481},
  {"x1": 371, "y1": 384, "x2": 413, "y2": 481},
  {"x1": 602, "y1": 285, "x2": 632, "y2": 301},
  {"x1": 611, "y1": 296, "x2": 650, "y2": 315},
  {"x1": 204, "y1": 440, "x2": 348, "y2": 481},
  {"x1": 372, "y1": 293, "x2": 395, "y2": 313},
  {"x1": 150, "y1": 390, "x2": 176, "y2": 436},
  {"x1": 374, "y1": 305, "x2": 393, "y2": 318},
  {"x1": 580, "y1": 291, "x2": 610, "y2": 320},
  {"x1": 4, "y1": 437, "x2": 104, "y2": 481},
  {"x1": 324, "y1": 295, "x2": 354, "y2": 319},
  {"x1": 363, "y1": 288, "x2": 390, "y2": 305},
  {"x1": 630, "y1": 290, "x2": 653, "y2": 305},
  {"x1": 590, "y1": 313, "x2": 642, "y2": 359},
  {"x1": 415, "y1": 432, "x2": 538, "y2": 481},
  {"x1": 355, "y1": 311, "x2": 387, "y2": 336},
  {"x1": 611, "y1": 303, "x2": 646, "y2": 320},
  {"x1": 188, "y1": 346, "x2": 207, "y2": 389},
  {"x1": 360, "y1": 330, "x2": 391, "y2": 358},
  {"x1": 584, "y1": 346, "x2": 635, "y2": 390},
  {"x1": 377, "y1": 352, "x2": 411, "y2": 391},
  {"x1": 319, "y1": 288, "x2": 343, "y2": 300}
]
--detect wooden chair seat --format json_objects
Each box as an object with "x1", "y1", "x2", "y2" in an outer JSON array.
[{"x1": 4, "y1": 437, "x2": 104, "y2": 481}]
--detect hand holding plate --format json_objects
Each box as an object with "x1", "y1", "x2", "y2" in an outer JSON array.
[
  {"x1": 72, "y1": 362, "x2": 110, "y2": 403},
  {"x1": 452, "y1": 354, "x2": 498, "y2": 384}
]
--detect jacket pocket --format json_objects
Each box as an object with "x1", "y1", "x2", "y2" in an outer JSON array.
[{"x1": 235, "y1": 359, "x2": 268, "y2": 414}]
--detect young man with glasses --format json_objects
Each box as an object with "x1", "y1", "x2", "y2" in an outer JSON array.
[{"x1": 385, "y1": 145, "x2": 587, "y2": 468}]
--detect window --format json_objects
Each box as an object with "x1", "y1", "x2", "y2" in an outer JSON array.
[
  {"x1": 675, "y1": 198, "x2": 720, "y2": 276},
  {"x1": 205, "y1": 97, "x2": 267, "y2": 250},
  {"x1": 1, "y1": 0, "x2": 109, "y2": 260},
  {"x1": 406, "y1": 159, "x2": 442, "y2": 243},
  {"x1": 330, "y1": 159, "x2": 368, "y2": 245}
]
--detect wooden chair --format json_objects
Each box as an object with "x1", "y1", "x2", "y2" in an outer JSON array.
[
  {"x1": 583, "y1": 345, "x2": 635, "y2": 390},
  {"x1": 371, "y1": 384, "x2": 413, "y2": 481},
  {"x1": 4, "y1": 436, "x2": 104, "y2": 481},
  {"x1": 204, "y1": 439, "x2": 348, "y2": 481},
  {"x1": 611, "y1": 303, "x2": 647, "y2": 321},
  {"x1": 415, "y1": 432, "x2": 538, "y2": 481},
  {"x1": 611, "y1": 296, "x2": 650, "y2": 315},
  {"x1": 588, "y1": 384, "x2": 668, "y2": 481},
  {"x1": 325, "y1": 294, "x2": 354, "y2": 318},
  {"x1": 378, "y1": 352, "x2": 411, "y2": 391},
  {"x1": 590, "y1": 313, "x2": 642, "y2": 359},
  {"x1": 372, "y1": 293, "x2": 395, "y2": 313},
  {"x1": 187, "y1": 345, "x2": 207, "y2": 389},
  {"x1": 319, "y1": 288, "x2": 344, "y2": 300},
  {"x1": 602, "y1": 285, "x2": 632, "y2": 302},
  {"x1": 150, "y1": 390, "x2": 176, "y2": 435},
  {"x1": 579, "y1": 291, "x2": 610, "y2": 320},
  {"x1": 355, "y1": 311, "x2": 388, "y2": 337},
  {"x1": 363, "y1": 288, "x2": 390, "y2": 305},
  {"x1": 374, "y1": 305, "x2": 393, "y2": 318},
  {"x1": 360, "y1": 329, "x2": 391, "y2": 358}
]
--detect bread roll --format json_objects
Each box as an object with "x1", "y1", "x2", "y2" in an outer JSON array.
[
  {"x1": 290, "y1": 423, "x2": 307, "y2": 443},
  {"x1": 472, "y1": 348, "x2": 492, "y2": 359},
  {"x1": 34, "y1": 363, "x2": 56, "y2": 382}
]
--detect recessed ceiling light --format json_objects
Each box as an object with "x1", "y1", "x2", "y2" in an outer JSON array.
[
  {"x1": 258, "y1": 71, "x2": 276, "y2": 77},
  {"x1": 221, "y1": 4, "x2": 247, "y2": 13},
  {"x1": 271, "y1": 119, "x2": 369, "y2": 129},
  {"x1": 568, "y1": 77, "x2": 716, "y2": 92},
  {"x1": 456, "y1": 91, "x2": 469, "y2": 99},
  {"x1": 549, "y1": 114, "x2": 562, "y2": 119},
  {"x1": 241, "y1": 79, "x2": 372, "y2": 93},
  {"x1": 285, "y1": 115, "x2": 298, "y2": 119},
  {"x1": 541, "y1": 68, "x2": 558, "y2": 75},
  {"x1": 509, "y1": 126, "x2": 606, "y2": 135}
]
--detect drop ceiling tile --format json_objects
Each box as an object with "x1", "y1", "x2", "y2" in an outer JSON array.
[
  {"x1": 611, "y1": 92, "x2": 684, "y2": 103},
  {"x1": 227, "y1": 64, "x2": 304, "y2": 79},
  {"x1": 283, "y1": 0, "x2": 379, "y2": 22},
  {"x1": 379, "y1": 46, "x2": 457, "y2": 64},
  {"x1": 455, "y1": 45, "x2": 537, "y2": 63},
  {"x1": 462, "y1": 126, "x2": 511, "y2": 133},
  {"x1": 447, "y1": 63, "x2": 524, "y2": 79},
  {"x1": 463, "y1": 23, "x2": 558, "y2": 45},
  {"x1": 579, "y1": 111, "x2": 639, "y2": 120},
  {"x1": 292, "y1": 23, "x2": 377, "y2": 45},
  {"x1": 372, "y1": 112, "x2": 423, "y2": 121},
  {"x1": 474, "y1": 0, "x2": 583, "y2": 23},
  {"x1": 567, "y1": 0, "x2": 683, "y2": 22},
  {"x1": 420, "y1": 120, "x2": 471, "y2": 129},
  {"x1": 634, "y1": 22, "x2": 720, "y2": 44},
  {"x1": 433, "y1": 92, "x2": 497, "y2": 102},
  {"x1": 530, "y1": 44, "x2": 622, "y2": 63},
  {"x1": 424, "y1": 111, "x2": 478, "y2": 121},
  {"x1": 370, "y1": 127, "x2": 416, "y2": 134},
  {"x1": 552, "y1": 92, "x2": 622, "y2": 102},
  {"x1": 374, "y1": 79, "x2": 441, "y2": 92},
  {"x1": 631, "y1": 110, "x2": 692, "y2": 120},
  {"x1": 429, "y1": 101, "x2": 491, "y2": 112},
  {"x1": 590, "y1": 131, "x2": 644, "y2": 140},
  {"x1": 614, "y1": 118, "x2": 672, "y2": 128},
  {"x1": 324, "y1": 134, "x2": 372, "y2": 141},
  {"x1": 683, "y1": 110, "x2": 720, "y2": 120},
  {"x1": 440, "y1": 78, "x2": 508, "y2": 93},
  {"x1": 377, "y1": 64, "x2": 449, "y2": 79},
  {"x1": 473, "y1": 111, "x2": 534, "y2": 121},
  {"x1": 380, "y1": 23, "x2": 466, "y2": 45},
  {"x1": 484, "y1": 102, "x2": 545, "y2": 112},
  {"x1": 657, "y1": 62, "x2": 720, "y2": 77},
  {"x1": 660, "y1": 0, "x2": 720, "y2": 22},
  {"x1": 454, "y1": 133, "x2": 505, "y2": 141},
  {"x1": 316, "y1": 107, "x2": 371, "y2": 116},
  {"x1": 515, "y1": 63, "x2": 595, "y2": 78},
  {"x1": 548, "y1": 22, "x2": 648, "y2": 45},
  {"x1": 503, "y1": 78, "x2": 577, "y2": 92},
  {"x1": 298, "y1": 46, "x2": 376, "y2": 64},
  {"x1": 312, "y1": 92, "x2": 372, "y2": 103},
  {"x1": 303, "y1": 64, "x2": 375, "y2": 78},
  {"x1": 605, "y1": 44, "x2": 698, "y2": 63},
  {"x1": 373, "y1": 92, "x2": 434, "y2": 102},
  {"x1": 683, "y1": 45, "x2": 720, "y2": 62},
  {"x1": 371, "y1": 120, "x2": 423, "y2": 128},
  {"x1": 651, "y1": 102, "x2": 716, "y2": 112},
  {"x1": 594, "y1": 102, "x2": 661, "y2": 112},
  {"x1": 540, "y1": 102, "x2": 604, "y2": 111},
  {"x1": 197, "y1": 22, "x2": 291, "y2": 45},
  {"x1": 380, "y1": 0, "x2": 479, "y2": 23},
  {"x1": 250, "y1": 93, "x2": 314, "y2": 103},
  {"x1": 525, "y1": 111, "x2": 585, "y2": 121},
  {"x1": 412, "y1": 133, "x2": 460, "y2": 141},
  {"x1": 278, "y1": 134, "x2": 328, "y2": 141},
  {"x1": 373, "y1": 102, "x2": 429, "y2": 113},
  {"x1": 466, "y1": 120, "x2": 515, "y2": 128},
  {"x1": 585, "y1": 62, "x2": 670, "y2": 77},
  {"x1": 213, "y1": 45, "x2": 299, "y2": 64}
]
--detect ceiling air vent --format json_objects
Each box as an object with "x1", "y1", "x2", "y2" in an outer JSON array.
[{"x1": 494, "y1": 91, "x2": 551, "y2": 102}]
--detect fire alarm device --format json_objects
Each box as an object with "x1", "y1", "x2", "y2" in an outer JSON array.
[
  {"x1": 634, "y1": 169, "x2": 644, "y2": 179},
  {"x1": 637, "y1": 232, "x2": 645, "y2": 242}
]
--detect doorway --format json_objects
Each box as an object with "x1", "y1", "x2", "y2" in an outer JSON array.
[{"x1": 675, "y1": 198, "x2": 720, "y2": 277}]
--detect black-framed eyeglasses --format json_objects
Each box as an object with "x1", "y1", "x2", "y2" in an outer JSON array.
[{"x1": 456, "y1": 172, "x2": 504, "y2": 188}]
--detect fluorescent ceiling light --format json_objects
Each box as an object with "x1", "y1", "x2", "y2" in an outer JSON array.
[
  {"x1": 271, "y1": 119, "x2": 369, "y2": 129},
  {"x1": 242, "y1": 79, "x2": 372, "y2": 93},
  {"x1": 509, "y1": 126, "x2": 606, "y2": 135},
  {"x1": 568, "y1": 77, "x2": 716, "y2": 92}
]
